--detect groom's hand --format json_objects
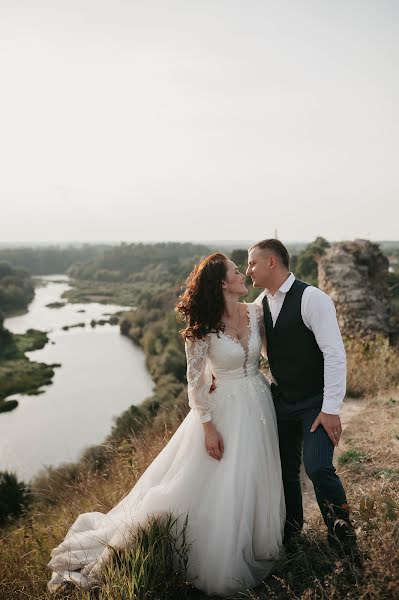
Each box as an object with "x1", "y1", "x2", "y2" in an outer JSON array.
[
  {"x1": 209, "y1": 374, "x2": 217, "y2": 393},
  {"x1": 310, "y1": 411, "x2": 342, "y2": 446}
]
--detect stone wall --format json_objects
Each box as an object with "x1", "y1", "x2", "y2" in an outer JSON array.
[{"x1": 318, "y1": 239, "x2": 392, "y2": 338}]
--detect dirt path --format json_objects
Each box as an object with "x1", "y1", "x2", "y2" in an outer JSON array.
[{"x1": 302, "y1": 397, "x2": 365, "y2": 521}]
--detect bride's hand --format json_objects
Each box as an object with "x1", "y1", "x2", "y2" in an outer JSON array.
[{"x1": 202, "y1": 422, "x2": 224, "y2": 461}]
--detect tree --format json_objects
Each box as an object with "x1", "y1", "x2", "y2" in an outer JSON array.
[
  {"x1": 0, "y1": 261, "x2": 12, "y2": 279},
  {"x1": 230, "y1": 249, "x2": 248, "y2": 271},
  {"x1": 295, "y1": 237, "x2": 330, "y2": 286},
  {"x1": 0, "y1": 471, "x2": 30, "y2": 526}
]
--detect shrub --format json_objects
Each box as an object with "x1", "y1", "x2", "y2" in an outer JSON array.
[
  {"x1": 111, "y1": 404, "x2": 149, "y2": 440},
  {"x1": 346, "y1": 335, "x2": 399, "y2": 397},
  {"x1": 0, "y1": 471, "x2": 30, "y2": 526},
  {"x1": 31, "y1": 462, "x2": 82, "y2": 506},
  {"x1": 81, "y1": 443, "x2": 113, "y2": 474},
  {"x1": 0, "y1": 260, "x2": 13, "y2": 278},
  {"x1": 0, "y1": 399, "x2": 18, "y2": 413}
]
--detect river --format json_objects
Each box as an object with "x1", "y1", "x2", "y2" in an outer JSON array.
[{"x1": 0, "y1": 276, "x2": 154, "y2": 481}]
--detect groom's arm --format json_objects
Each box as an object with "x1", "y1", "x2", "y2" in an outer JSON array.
[
  {"x1": 302, "y1": 287, "x2": 346, "y2": 445},
  {"x1": 301, "y1": 286, "x2": 346, "y2": 415}
]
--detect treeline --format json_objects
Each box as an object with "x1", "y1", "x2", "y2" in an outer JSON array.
[
  {"x1": 0, "y1": 261, "x2": 34, "y2": 315},
  {"x1": 67, "y1": 242, "x2": 211, "y2": 282},
  {"x1": 0, "y1": 245, "x2": 109, "y2": 275}
]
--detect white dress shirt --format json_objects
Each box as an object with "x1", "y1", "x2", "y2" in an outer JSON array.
[{"x1": 254, "y1": 273, "x2": 346, "y2": 415}]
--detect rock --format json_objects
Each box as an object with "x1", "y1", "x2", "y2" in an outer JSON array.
[{"x1": 318, "y1": 239, "x2": 392, "y2": 338}]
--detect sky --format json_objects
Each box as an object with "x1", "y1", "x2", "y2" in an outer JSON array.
[{"x1": 0, "y1": 0, "x2": 398, "y2": 244}]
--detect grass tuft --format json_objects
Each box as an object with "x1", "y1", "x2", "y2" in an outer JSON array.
[
  {"x1": 99, "y1": 513, "x2": 190, "y2": 600},
  {"x1": 338, "y1": 449, "x2": 370, "y2": 466}
]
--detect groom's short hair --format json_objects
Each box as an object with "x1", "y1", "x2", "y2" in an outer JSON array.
[{"x1": 249, "y1": 239, "x2": 290, "y2": 270}]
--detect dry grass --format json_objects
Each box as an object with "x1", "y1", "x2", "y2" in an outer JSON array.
[
  {"x1": 1, "y1": 350, "x2": 399, "y2": 599},
  {"x1": 345, "y1": 335, "x2": 399, "y2": 397},
  {"x1": 0, "y1": 411, "x2": 186, "y2": 600},
  {"x1": 241, "y1": 389, "x2": 399, "y2": 600}
]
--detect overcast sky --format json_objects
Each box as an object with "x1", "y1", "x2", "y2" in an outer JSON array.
[{"x1": 0, "y1": 0, "x2": 398, "y2": 244}]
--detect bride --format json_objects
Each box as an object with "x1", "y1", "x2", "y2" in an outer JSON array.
[{"x1": 47, "y1": 252, "x2": 285, "y2": 597}]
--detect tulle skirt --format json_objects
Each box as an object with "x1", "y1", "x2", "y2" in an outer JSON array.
[{"x1": 48, "y1": 371, "x2": 285, "y2": 597}]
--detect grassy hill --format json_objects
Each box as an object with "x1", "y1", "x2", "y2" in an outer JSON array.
[{"x1": 0, "y1": 343, "x2": 398, "y2": 599}]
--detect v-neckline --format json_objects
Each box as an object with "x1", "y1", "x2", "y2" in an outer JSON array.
[{"x1": 219, "y1": 304, "x2": 253, "y2": 355}]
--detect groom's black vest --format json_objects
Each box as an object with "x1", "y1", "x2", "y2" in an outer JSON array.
[{"x1": 263, "y1": 279, "x2": 324, "y2": 410}]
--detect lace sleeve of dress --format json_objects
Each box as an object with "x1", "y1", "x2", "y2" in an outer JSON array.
[
  {"x1": 252, "y1": 303, "x2": 267, "y2": 358},
  {"x1": 185, "y1": 336, "x2": 212, "y2": 423}
]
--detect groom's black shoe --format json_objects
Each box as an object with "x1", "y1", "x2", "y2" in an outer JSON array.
[
  {"x1": 282, "y1": 528, "x2": 305, "y2": 557},
  {"x1": 328, "y1": 522, "x2": 361, "y2": 567},
  {"x1": 328, "y1": 530, "x2": 362, "y2": 569},
  {"x1": 283, "y1": 519, "x2": 303, "y2": 547},
  {"x1": 326, "y1": 503, "x2": 362, "y2": 567}
]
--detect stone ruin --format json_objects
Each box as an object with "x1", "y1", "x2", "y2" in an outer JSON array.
[{"x1": 318, "y1": 239, "x2": 392, "y2": 338}]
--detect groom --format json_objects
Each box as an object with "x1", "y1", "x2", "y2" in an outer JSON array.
[{"x1": 247, "y1": 239, "x2": 356, "y2": 554}]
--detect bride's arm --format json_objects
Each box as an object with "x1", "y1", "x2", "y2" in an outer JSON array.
[
  {"x1": 185, "y1": 336, "x2": 224, "y2": 461},
  {"x1": 185, "y1": 336, "x2": 212, "y2": 422}
]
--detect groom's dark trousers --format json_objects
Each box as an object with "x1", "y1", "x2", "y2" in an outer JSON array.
[
  {"x1": 272, "y1": 387, "x2": 348, "y2": 542},
  {"x1": 263, "y1": 281, "x2": 351, "y2": 543}
]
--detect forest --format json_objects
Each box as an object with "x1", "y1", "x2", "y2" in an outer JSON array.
[{"x1": 0, "y1": 261, "x2": 34, "y2": 316}]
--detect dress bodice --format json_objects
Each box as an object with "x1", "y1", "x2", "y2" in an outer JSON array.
[
  {"x1": 207, "y1": 304, "x2": 261, "y2": 381},
  {"x1": 185, "y1": 303, "x2": 265, "y2": 422}
]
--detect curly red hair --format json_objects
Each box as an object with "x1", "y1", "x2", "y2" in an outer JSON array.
[{"x1": 175, "y1": 252, "x2": 228, "y2": 340}]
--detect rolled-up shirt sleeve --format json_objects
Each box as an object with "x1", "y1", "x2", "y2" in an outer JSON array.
[
  {"x1": 185, "y1": 336, "x2": 212, "y2": 423},
  {"x1": 251, "y1": 302, "x2": 267, "y2": 359},
  {"x1": 302, "y1": 288, "x2": 346, "y2": 415}
]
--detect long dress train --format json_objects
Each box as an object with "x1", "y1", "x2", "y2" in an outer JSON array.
[{"x1": 48, "y1": 303, "x2": 285, "y2": 597}]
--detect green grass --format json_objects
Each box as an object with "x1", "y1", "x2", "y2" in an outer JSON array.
[
  {"x1": 338, "y1": 449, "x2": 370, "y2": 466},
  {"x1": 99, "y1": 514, "x2": 190, "y2": 600},
  {"x1": 14, "y1": 329, "x2": 49, "y2": 354},
  {"x1": 373, "y1": 468, "x2": 399, "y2": 479},
  {"x1": 385, "y1": 398, "x2": 397, "y2": 407},
  {"x1": 63, "y1": 279, "x2": 138, "y2": 307}
]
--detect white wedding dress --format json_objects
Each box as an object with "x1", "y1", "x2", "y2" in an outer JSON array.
[{"x1": 48, "y1": 303, "x2": 285, "y2": 597}]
